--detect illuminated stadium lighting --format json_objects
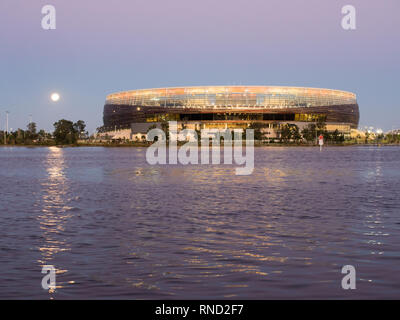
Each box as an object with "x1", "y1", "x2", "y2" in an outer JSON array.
[{"x1": 103, "y1": 86, "x2": 359, "y2": 133}]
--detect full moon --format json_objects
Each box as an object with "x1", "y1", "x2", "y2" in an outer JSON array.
[{"x1": 51, "y1": 93, "x2": 60, "y2": 102}]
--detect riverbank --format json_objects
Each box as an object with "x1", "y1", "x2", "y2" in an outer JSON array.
[{"x1": 1, "y1": 142, "x2": 399, "y2": 148}]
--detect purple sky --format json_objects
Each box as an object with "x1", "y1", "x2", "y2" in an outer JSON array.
[{"x1": 0, "y1": 0, "x2": 399, "y2": 133}]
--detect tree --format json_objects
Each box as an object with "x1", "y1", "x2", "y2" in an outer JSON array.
[
  {"x1": 376, "y1": 133, "x2": 384, "y2": 143},
  {"x1": 53, "y1": 119, "x2": 78, "y2": 144},
  {"x1": 16, "y1": 129, "x2": 25, "y2": 144},
  {"x1": 365, "y1": 130, "x2": 370, "y2": 144},
  {"x1": 327, "y1": 129, "x2": 345, "y2": 144},
  {"x1": 386, "y1": 133, "x2": 400, "y2": 144},
  {"x1": 316, "y1": 117, "x2": 327, "y2": 136},
  {"x1": 73, "y1": 120, "x2": 86, "y2": 139},
  {"x1": 331, "y1": 129, "x2": 339, "y2": 142},
  {"x1": 161, "y1": 121, "x2": 169, "y2": 141},
  {"x1": 96, "y1": 126, "x2": 106, "y2": 133},
  {"x1": 280, "y1": 124, "x2": 301, "y2": 143},
  {"x1": 248, "y1": 122, "x2": 265, "y2": 140},
  {"x1": 291, "y1": 124, "x2": 302, "y2": 142},
  {"x1": 280, "y1": 124, "x2": 291, "y2": 142},
  {"x1": 195, "y1": 128, "x2": 201, "y2": 143},
  {"x1": 38, "y1": 129, "x2": 48, "y2": 142},
  {"x1": 305, "y1": 117, "x2": 329, "y2": 143},
  {"x1": 27, "y1": 122, "x2": 37, "y2": 140},
  {"x1": 301, "y1": 123, "x2": 316, "y2": 142}
]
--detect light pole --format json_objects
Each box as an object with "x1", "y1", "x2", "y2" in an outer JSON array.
[
  {"x1": 4, "y1": 111, "x2": 9, "y2": 145},
  {"x1": 6, "y1": 111, "x2": 9, "y2": 133},
  {"x1": 0, "y1": 113, "x2": 3, "y2": 145}
]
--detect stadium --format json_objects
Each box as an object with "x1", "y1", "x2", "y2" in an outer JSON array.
[{"x1": 102, "y1": 86, "x2": 359, "y2": 139}]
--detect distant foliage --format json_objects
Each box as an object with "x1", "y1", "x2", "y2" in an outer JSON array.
[
  {"x1": 248, "y1": 122, "x2": 265, "y2": 140},
  {"x1": 279, "y1": 124, "x2": 301, "y2": 142},
  {"x1": 53, "y1": 119, "x2": 86, "y2": 144}
]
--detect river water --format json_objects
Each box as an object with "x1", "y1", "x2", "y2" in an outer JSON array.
[{"x1": 0, "y1": 146, "x2": 399, "y2": 299}]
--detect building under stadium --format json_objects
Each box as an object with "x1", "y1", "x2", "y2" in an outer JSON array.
[{"x1": 101, "y1": 86, "x2": 359, "y2": 140}]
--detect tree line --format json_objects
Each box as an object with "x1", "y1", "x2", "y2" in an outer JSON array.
[
  {"x1": 249, "y1": 118, "x2": 345, "y2": 143},
  {"x1": 0, "y1": 119, "x2": 87, "y2": 145},
  {"x1": 1, "y1": 118, "x2": 399, "y2": 146}
]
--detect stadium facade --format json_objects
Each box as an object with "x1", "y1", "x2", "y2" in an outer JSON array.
[{"x1": 102, "y1": 86, "x2": 359, "y2": 139}]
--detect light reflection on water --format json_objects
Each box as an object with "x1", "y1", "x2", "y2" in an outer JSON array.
[
  {"x1": 0, "y1": 146, "x2": 400, "y2": 299},
  {"x1": 37, "y1": 147, "x2": 71, "y2": 295}
]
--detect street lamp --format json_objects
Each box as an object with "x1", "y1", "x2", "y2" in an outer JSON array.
[
  {"x1": 2, "y1": 111, "x2": 8, "y2": 144},
  {"x1": 0, "y1": 113, "x2": 3, "y2": 145},
  {"x1": 6, "y1": 111, "x2": 9, "y2": 132},
  {"x1": 4, "y1": 111, "x2": 9, "y2": 145},
  {"x1": 0, "y1": 105, "x2": 15, "y2": 145}
]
